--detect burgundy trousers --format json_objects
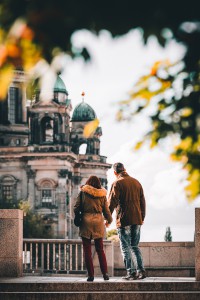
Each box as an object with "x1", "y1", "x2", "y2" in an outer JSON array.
[{"x1": 82, "y1": 237, "x2": 108, "y2": 277}]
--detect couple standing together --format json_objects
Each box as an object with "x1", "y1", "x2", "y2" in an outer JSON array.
[{"x1": 74, "y1": 162, "x2": 146, "y2": 282}]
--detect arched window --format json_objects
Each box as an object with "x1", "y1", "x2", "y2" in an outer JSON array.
[
  {"x1": 41, "y1": 117, "x2": 54, "y2": 143},
  {"x1": 9, "y1": 87, "x2": 23, "y2": 124},
  {"x1": 0, "y1": 175, "x2": 17, "y2": 207},
  {"x1": 79, "y1": 143, "x2": 87, "y2": 154},
  {"x1": 36, "y1": 179, "x2": 57, "y2": 208}
]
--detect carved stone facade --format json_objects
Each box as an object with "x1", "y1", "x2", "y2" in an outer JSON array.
[{"x1": 0, "y1": 71, "x2": 111, "y2": 238}]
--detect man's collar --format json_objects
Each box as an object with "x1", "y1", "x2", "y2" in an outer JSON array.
[{"x1": 117, "y1": 171, "x2": 129, "y2": 178}]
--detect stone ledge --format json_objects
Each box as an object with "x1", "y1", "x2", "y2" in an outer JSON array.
[
  {"x1": 0, "y1": 277, "x2": 200, "y2": 292},
  {"x1": 0, "y1": 209, "x2": 23, "y2": 219},
  {"x1": 1, "y1": 291, "x2": 200, "y2": 300}
]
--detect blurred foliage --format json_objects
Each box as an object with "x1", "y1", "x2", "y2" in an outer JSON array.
[
  {"x1": 18, "y1": 200, "x2": 53, "y2": 238},
  {"x1": 0, "y1": 0, "x2": 199, "y2": 199},
  {"x1": 117, "y1": 24, "x2": 200, "y2": 201},
  {"x1": 164, "y1": 226, "x2": 173, "y2": 242},
  {"x1": 0, "y1": 0, "x2": 199, "y2": 68},
  {"x1": 106, "y1": 229, "x2": 119, "y2": 242},
  {"x1": 0, "y1": 199, "x2": 53, "y2": 237},
  {"x1": 0, "y1": 19, "x2": 41, "y2": 99},
  {"x1": 0, "y1": 0, "x2": 199, "y2": 59}
]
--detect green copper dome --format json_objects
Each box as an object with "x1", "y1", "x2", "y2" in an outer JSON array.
[
  {"x1": 71, "y1": 102, "x2": 97, "y2": 122},
  {"x1": 54, "y1": 76, "x2": 68, "y2": 95},
  {"x1": 34, "y1": 75, "x2": 68, "y2": 95}
]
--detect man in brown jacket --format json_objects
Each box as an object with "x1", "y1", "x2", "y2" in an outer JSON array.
[{"x1": 108, "y1": 162, "x2": 146, "y2": 280}]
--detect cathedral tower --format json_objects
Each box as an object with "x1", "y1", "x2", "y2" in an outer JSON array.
[{"x1": 0, "y1": 72, "x2": 111, "y2": 238}]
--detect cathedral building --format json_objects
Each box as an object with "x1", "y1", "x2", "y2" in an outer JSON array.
[{"x1": 0, "y1": 70, "x2": 111, "y2": 238}]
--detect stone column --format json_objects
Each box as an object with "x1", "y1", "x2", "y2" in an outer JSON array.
[
  {"x1": 195, "y1": 208, "x2": 200, "y2": 281},
  {"x1": 0, "y1": 209, "x2": 23, "y2": 277},
  {"x1": 57, "y1": 179, "x2": 67, "y2": 238}
]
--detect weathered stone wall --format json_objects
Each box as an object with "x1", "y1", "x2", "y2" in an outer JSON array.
[
  {"x1": 113, "y1": 241, "x2": 195, "y2": 269},
  {"x1": 0, "y1": 209, "x2": 23, "y2": 277}
]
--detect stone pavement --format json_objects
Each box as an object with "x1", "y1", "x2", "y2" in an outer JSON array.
[{"x1": 0, "y1": 276, "x2": 200, "y2": 300}]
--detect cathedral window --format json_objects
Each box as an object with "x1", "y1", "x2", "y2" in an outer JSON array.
[
  {"x1": 9, "y1": 87, "x2": 23, "y2": 124},
  {"x1": 9, "y1": 90, "x2": 16, "y2": 124},
  {"x1": 41, "y1": 117, "x2": 54, "y2": 143},
  {"x1": 2, "y1": 186, "x2": 13, "y2": 200},
  {"x1": 36, "y1": 178, "x2": 57, "y2": 209},
  {"x1": 0, "y1": 97, "x2": 8, "y2": 124},
  {"x1": 54, "y1": 92, "x2": 59, "y2": 103},
  {"x1": 0, "y1": 175, "x2": 17, "y2": 207},
  {"x1": 41, "y1": 189, "x2": 52, "y2": 208}
]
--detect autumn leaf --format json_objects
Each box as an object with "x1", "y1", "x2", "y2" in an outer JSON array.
[
  {"x1": 0, "y1": 65, "x2": 14, "y2": 99},
  {"x1": 83, "y1": 119, "x2": 100, "y2": 138},
  {"x1": 180, "y1": 108, "x2": 193, "y2": 117},
  {"x1": 185, "y1": 169, "x2": 200, "y2": 201},
  {"x1": 134, "y1": 141, "x2": 144, "y2": 150}
]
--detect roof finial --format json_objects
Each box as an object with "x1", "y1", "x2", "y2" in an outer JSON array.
[{"x1": 81, "y1": 91, "x2": 85, "y2": 102}]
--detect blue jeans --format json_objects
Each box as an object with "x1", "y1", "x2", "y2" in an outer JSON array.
[{"x1": 117, "y1": 225, "x2": 144, "y2": 274}]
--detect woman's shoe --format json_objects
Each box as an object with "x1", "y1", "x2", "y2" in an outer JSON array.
[
  {"x1": 103, "y1": 274, "x2": 109, "y2": 280},
  {"x1": 87, "y1": 277, "x2": 94, "y2": 282}
]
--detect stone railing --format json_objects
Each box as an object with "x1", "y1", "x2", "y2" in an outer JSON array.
[
  {"x1": 1, "y1": 209, "x2": 200, "y2": 279},
  {"x1": 23, "y1": 239, "x2": 113, "y2": 276},
  {"x1": 114, "y1": 241, "x2": 195, "y2": 277}
]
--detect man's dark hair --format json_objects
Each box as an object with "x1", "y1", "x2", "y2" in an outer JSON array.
[{"x1": 113, "y1": 162, "x2": 125, "y2": 174}]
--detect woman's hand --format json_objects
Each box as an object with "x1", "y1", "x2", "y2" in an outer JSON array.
[{"x1": 105, "y1": 221, "x2": 110, "y2": 228}]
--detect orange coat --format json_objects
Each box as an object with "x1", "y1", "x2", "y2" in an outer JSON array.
[{"x1": 74, "y1": 185, "x2": 113, "y2": 239}]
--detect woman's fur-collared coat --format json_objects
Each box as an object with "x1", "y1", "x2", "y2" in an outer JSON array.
[{"x1": 74, "y1": 185, "x2": 113, "y2": 239}]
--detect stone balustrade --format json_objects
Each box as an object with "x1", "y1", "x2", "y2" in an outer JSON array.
[{"x1": 0, "y1": 208, "x2": 200, "y2": 280}]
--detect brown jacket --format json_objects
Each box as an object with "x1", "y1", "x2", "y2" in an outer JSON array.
[
  {"x1": 74, "y1": 185, "x2": 113, "y2": 239},
  {"x1": 108, "y1": 172, "x2": 146, "y2": 228}
]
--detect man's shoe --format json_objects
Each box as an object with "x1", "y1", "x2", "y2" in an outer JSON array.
[
  {"x1": 87, "y1": 276, "x2": 94, "y2": 282},
  {"x1": 122, "y1": 272, "x2": 138, "y2": 280},
  {"x1": 138, "y1": 270, "x2": 146, "y2": 280},
  {"x1": 103, "y1": 273, "x2": 109, "y2": 280}
]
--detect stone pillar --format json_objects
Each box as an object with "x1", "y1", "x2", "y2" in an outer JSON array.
[
  {"x1": 0, "y1": 209, "x2": 23, "y2": 277},
  {"x1": 195, "y1": 208, "x2": 200, "y2": 281}
]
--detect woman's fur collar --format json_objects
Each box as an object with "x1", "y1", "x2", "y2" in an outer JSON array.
[{"x1": 81, "y1": 185, "x2": 107, "y2": 197}]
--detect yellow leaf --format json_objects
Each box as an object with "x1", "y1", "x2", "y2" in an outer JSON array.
[
  {"x1": 83, "y1": 119, "x2": 100, "y2": 138},
  {"x1": 0, "y1": 65, "x2": 14, "y2": 99},
  {"x1": 150, "y1": 132, "x2": 160, "y2": 148},
  {"x1": 150, "y1": 60, "x2": 171, "y2": 76},
  {"x1": 150, "y1": 61, "x2": 162, "y2": 75},
  {"x1": 175, "y1": 137, "x2": 193, "y2": 151},
  {"x1": 134, "y1": 141, "x2": 144, "y2": 150},
  {"x1": 185, "y1": 169, "x2": 200, "y2": 201},
  {"x1": 180, "y1": 108, "x2": 193, "y2": 117},
  {"x1": 158, "y1": 104, "x2": 165, "y2": 111}
]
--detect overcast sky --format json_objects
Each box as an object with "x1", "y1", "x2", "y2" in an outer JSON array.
[{"x1": 62, "y1": 28, "x2": 200, "y2": 241}]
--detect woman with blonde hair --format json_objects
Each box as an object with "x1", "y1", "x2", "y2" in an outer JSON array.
[{"x1": 74, "y1": 175, "x2": 112, "y2": 282}]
